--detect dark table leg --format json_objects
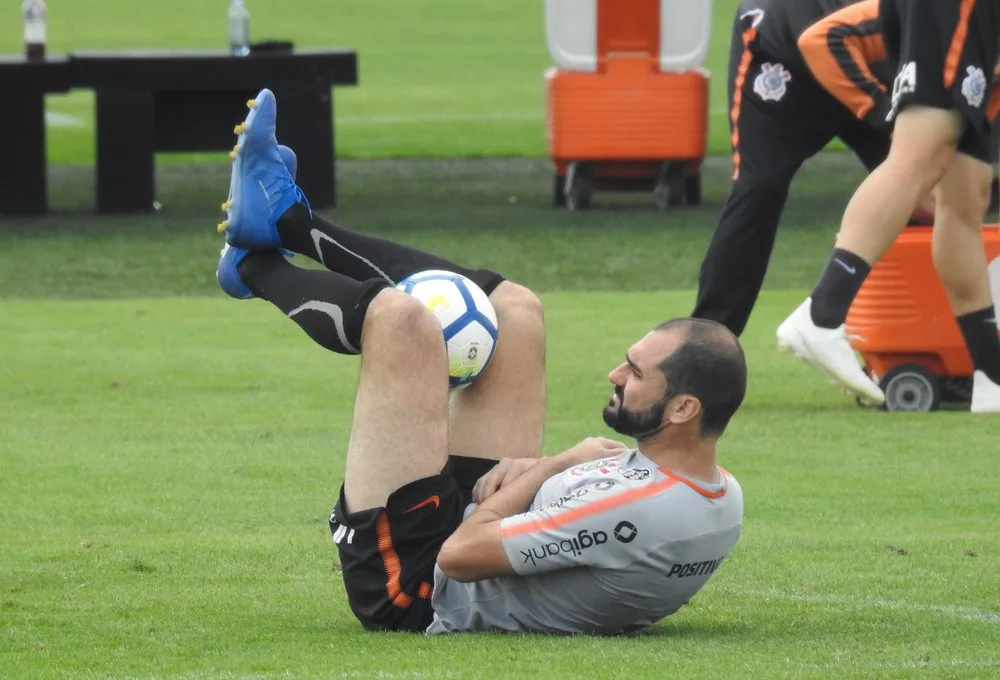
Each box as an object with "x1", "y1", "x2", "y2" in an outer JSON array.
[
  {"x1": 94, "y1": 88, "x2": 155, "y2": 213},
  {"x1": 273, "y1": 85, "x2": 335, "y2": 209},
  {"x1": 1, "y1": 90, "x2": 48, "y2": 216}
]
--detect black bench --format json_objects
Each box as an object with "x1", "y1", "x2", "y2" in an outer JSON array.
[
  {"x1": 0, "y1": 47, "x2": 358, "y2": 216},
  {"x1": 0, "y1": 55, "x2": 74, "y2": 217}
]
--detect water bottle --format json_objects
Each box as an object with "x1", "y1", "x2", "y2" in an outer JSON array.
[
  {"x1": 228, "y1": 0, "x2": 250, "y2": 57},
  {"x1": 22, "y1": 0, "x2": 46, "y2": 61}
]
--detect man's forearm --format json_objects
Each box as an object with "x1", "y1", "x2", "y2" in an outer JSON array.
[
  {"x1": 436, "y1": 439, "x2": 625, "y2": 581},
  {"x1": 467, "y1": 455, "x2": 571, "y2": 523},
  {"x1": 436, "y1": 454, "x2": 573, "y2": 581}
]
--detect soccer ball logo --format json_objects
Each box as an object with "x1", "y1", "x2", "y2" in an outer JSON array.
[{"x1": 396, "y1": 270, "x2": 499, "y2": 389}]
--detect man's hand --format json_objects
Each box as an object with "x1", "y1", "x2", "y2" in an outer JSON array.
[
  {"x1": 555, "y1": 436, "x2": 630, "y2": 468},
  {"x1": 473, "y1": 458, "x2": 542, "y2": 504},
  {"x1": 437, "y1": 437, "x2": 626, "y2": 582}
]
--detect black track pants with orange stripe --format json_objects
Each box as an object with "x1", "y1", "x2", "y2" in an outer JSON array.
[{"x1": 690, "y1": 10, "x2": 891, "y2": 337}]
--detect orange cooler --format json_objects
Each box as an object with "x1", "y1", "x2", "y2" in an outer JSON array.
[
  {"x1": 544, "y1": 0, "x2": 712, "y2": 209},
  {"x1": 845, "y1": 225, "x2": 1000, "y2": 411}
]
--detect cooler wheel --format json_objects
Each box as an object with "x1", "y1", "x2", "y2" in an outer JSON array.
[
  {"x1": 684, "y1": 173, "x2": 702, "y2": 205},
  {"x1": 553, "y1": 173, "x2": 566, "y2": 207},
  {"x1": 653, "y1": 162, "x2": 684, "y2": 210},
  {"x1": 564, "y1": 162, "x2": 593, "y2": 211},
  {"x1": 878, "y1": 364, "x2": 941, "y2": 412}
]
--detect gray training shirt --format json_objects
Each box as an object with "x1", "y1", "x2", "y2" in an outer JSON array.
[{"x1": 425, "y1": 448, "x2": 743, "y2": 635}]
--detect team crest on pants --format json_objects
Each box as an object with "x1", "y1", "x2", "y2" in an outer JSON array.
[
  {"x1": 962, "y1": 65, "x2": 986, "y2": 108},
  {"x1": 754, "y1": 63, "x2": 791, "y2": 101}
]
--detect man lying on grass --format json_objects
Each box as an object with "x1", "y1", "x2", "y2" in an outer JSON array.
[{"x1": 214, "y1": 88, "x2": 748, "y2": 635}]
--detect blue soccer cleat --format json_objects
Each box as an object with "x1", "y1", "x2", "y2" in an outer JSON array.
[
  {"x1": 216, "y1": 243, "x2": 254, "y2": 300},
  {"x1": 277, "y1": 144, "x2": 297, "y2": 181},
  {"x1": 216, "y1": 88, "x2": 308, "y2": 249},
  {"x1": 215, "y1": 144, "x2": 300, "y2": 300}
]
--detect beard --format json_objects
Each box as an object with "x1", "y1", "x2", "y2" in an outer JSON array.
[{"x1": 602, "y1": 386, "x2": 669, "y2": 440}]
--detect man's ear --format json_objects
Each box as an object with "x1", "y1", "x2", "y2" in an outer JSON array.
[{"x1": 666, "y1": 394, "x2": 702, "y2": 425}]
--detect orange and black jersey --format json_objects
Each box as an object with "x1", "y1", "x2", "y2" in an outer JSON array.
[{"x1": 743, "y1": 0, "x2": 892, "y2": 126}]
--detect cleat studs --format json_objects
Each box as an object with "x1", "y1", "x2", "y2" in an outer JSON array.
[
  {"x1": 217, "y1": 220, "x2": 228, "y2": 233},
  {"x1": 234, "y1": 123, "x2": 246, "y2": 134},
  {"x1": 221, "y1": 200, "x2": 232, "y2": 211},
  {"x1": 246, "y1": 99, "x2": 257, "y2": 109},
  {"x1": 229, "y1": 145, "x2": 239, "y2": 159}
]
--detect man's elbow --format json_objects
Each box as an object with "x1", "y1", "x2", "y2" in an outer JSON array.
[{"x1": 436, "y1": 538, "x2": 479, "y2": 583}]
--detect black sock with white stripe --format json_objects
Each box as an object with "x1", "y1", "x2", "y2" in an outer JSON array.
[
  {"x1": 238, "y1": 250, "x2": 390, "y2": 355},
  {"x1": 275, "y1": 203, "x2": 504, "y2": 294}
]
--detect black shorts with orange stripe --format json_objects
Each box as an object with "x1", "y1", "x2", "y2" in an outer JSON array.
[
  {"x1": 328, "y1": 455, "x2": 497, "y2": 633},
  {"x1": 880, "y1": 0, "x2": 1000, "y2": 162}
]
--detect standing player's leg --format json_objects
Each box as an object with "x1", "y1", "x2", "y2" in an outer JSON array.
[
  {"x1": 776, "y1": 0, "x2": 999, "y2": 404},
  {"x1": 835, "y1": 120, "x2": 936, "y2": 224},
  {"x1": 691, "y1": 10, "x2": 840, "y2": 336},
  {"x1": 929, "y1": 146, "x2": 1000, "y2": 411}
]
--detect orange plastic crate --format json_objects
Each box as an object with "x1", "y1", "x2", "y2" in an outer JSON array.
[
  {"x1": 845, "y1": 225, "x2": 1000, "y2": 409},
  {"x1": 545, "y1": 59, "x2": 708, "y2": 162}
]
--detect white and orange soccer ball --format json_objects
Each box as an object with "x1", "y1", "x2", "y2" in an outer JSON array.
[{"x1": 396, "y1": 269, "x2": 499, "y2": 389}]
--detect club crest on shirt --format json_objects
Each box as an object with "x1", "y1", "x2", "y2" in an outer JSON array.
[
  {"x1": 619, "y1": 467, "x2": 651, "y2": 481},
  {"x1": 962, "y1": 65, "x2": 986, "y2": 108},
  {"x1": 754, "y1": 62, "x2": 791, "y2": 102}
]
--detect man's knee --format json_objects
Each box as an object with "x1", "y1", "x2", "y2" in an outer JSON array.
[
  {"x1": 935, "y1": 154, "x2": 993, "y2": 225},
  {"x1": 489, "y1": 281, "x2": 545, "y2": 344},
  {"x1": 885, "y1": 106, "x2": 967, "y2": 191},
  {"x1": 362, "y1": 288, "x2": 444, "y2": 357}
]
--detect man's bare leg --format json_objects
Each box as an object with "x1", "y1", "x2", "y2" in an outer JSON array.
[
  {"x1": 933, "y1": 153, "x2": 993, "y2": 315},
  {"x1": 227, "y1": 246, "x2": 454, "y2": 510},
  {"x1": 931, "y1": 152, "x2": 1000, "y2": 411},
  {"x1": 776, "y1": 106, "x2": 966, "y2": 404},
  {"x1": 343, "y1": 290, "x2": 452, "y2": 512},
  {"x1": 827, "y1": 108, "x2": 962, "y2": 266},
  {"x1": 447, "y1": 282, "x2": 546, "y2": 462}
]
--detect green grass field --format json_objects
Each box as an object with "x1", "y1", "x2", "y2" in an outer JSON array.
[
  {"x1": 0, "y1": 0, "x2": 743, "y2": 162},
  {"x1": 2, "y1": 2, "x2": 999, "y2": 677},
  {"x1": 4, "y1": 293, "x2": 1000, "y2": 679},
  {"x1": 3, "y1": 154, "x2": 1000, "y2": 678}
]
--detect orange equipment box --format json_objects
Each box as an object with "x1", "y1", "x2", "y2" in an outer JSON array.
[
  {"x1": 845, "y1": 225, "x2": 1000, "y2": 411},
  {"x1": 545, "y1": 0, "x2": 710, "y2": 210}
]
